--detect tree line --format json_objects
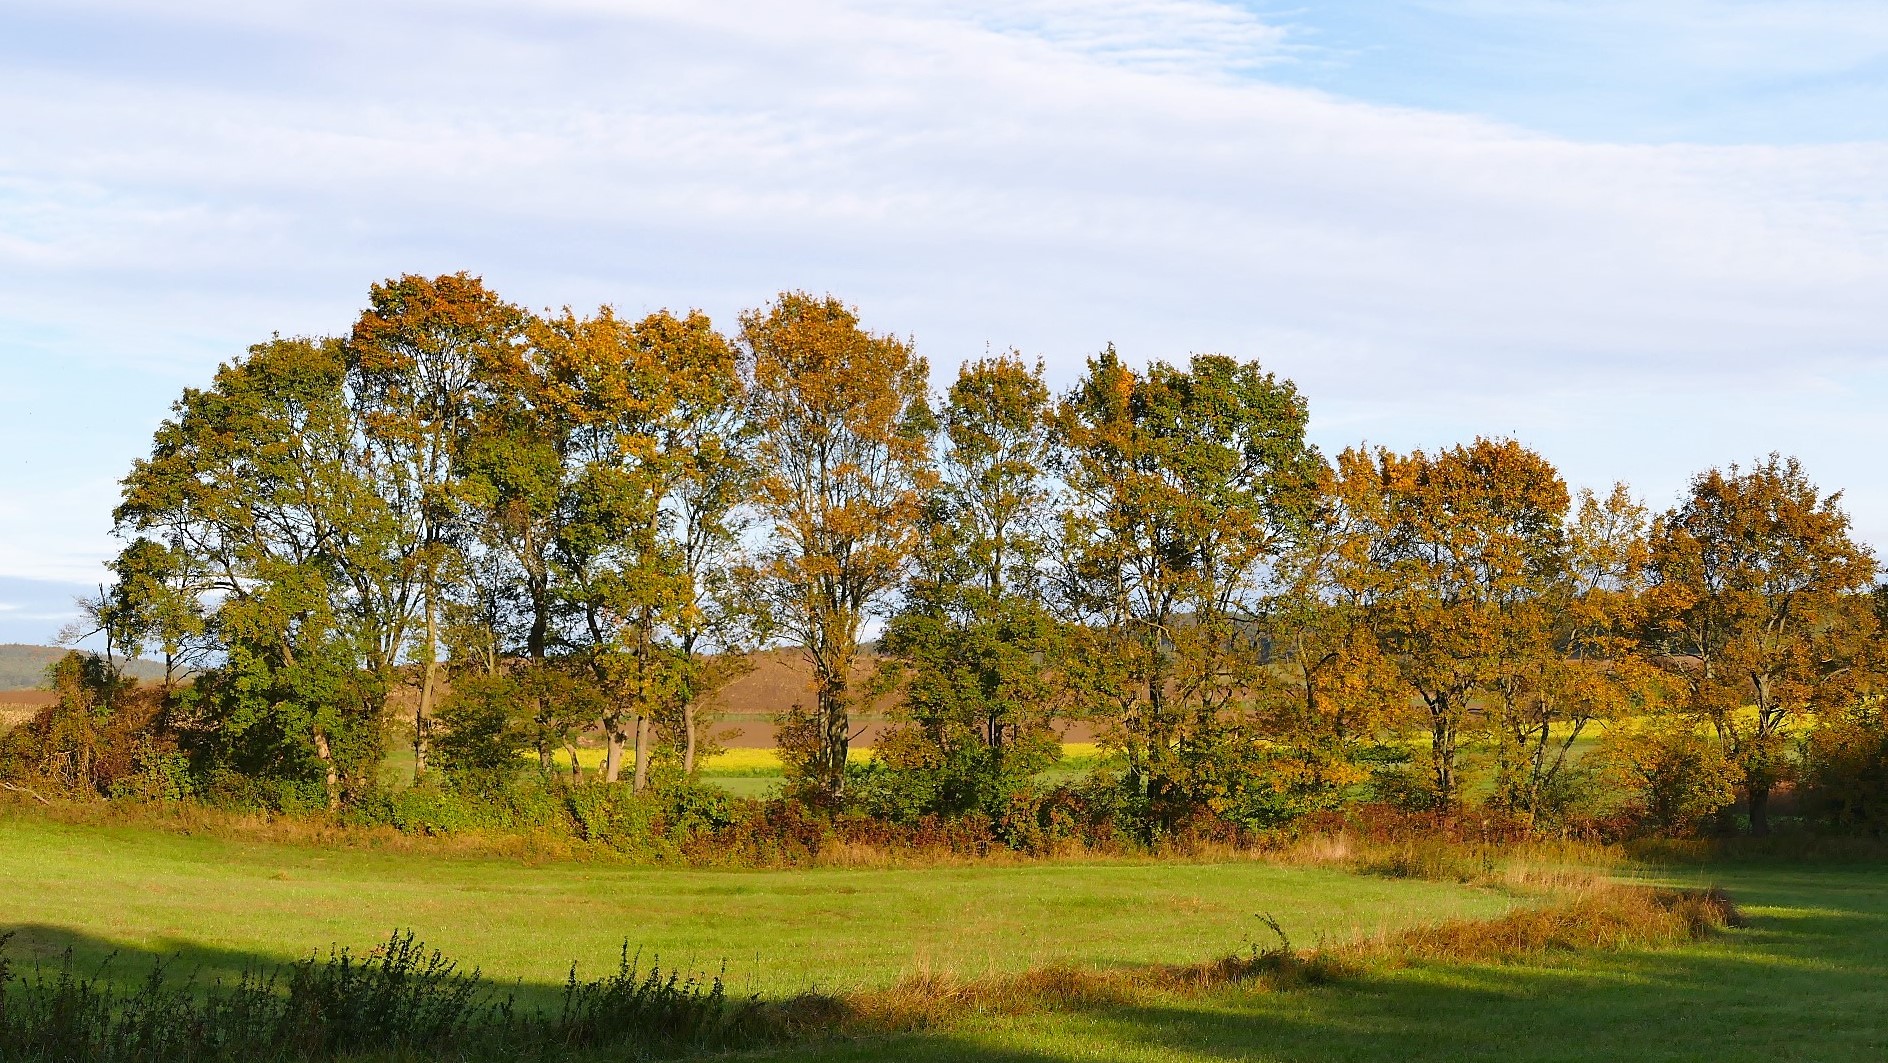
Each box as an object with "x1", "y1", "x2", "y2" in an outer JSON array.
[{"x1": 7, "y1": 272, "x2": 1886, "y2": 842}]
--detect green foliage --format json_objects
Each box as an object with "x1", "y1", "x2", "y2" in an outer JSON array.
[
  {"x1": 856, "y1": 719, "x2": 1057, "y2": 825},
  {"x1": 1802, "y1": 698, "x2": 1888, "y2": 835},
  {"x1": 1209, "y1": 737, "x2": 1372, "y2": 830},
  {"x1": 433, "y1": 670, "x2": 531, "y2": 793},
  {"x1": 349, "y1": 774, "x2": 568, "y2": 836},
  {"x1": 107, "y1": 737, "x2": 196, "y2": 803},
  {"x1": 179, "y1": 568, "x2": 389, "y2": 809},
  {"x1": 1053, "y1": 348, "x2": 1321, "y2": 836}
]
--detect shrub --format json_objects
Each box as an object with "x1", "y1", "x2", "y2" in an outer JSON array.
[
  {"x1": 0, "y1": 653, "x2": 168, "y2": 800},
  {"x1": 1597, "y1": 716, "x2": 1739, "y2": 836},
  {"x1": 200, "y1": 768, "x2": 330, "y2": 816},
  {"x1": 433, "y1": 671, "x2": 532, "y2": 795},
  {"x1": 107, "y1": 737, "x2": 196, "y2": 803},
  {"x1": 1213, "y1": 740, "x2": 1370, "y2": 831},
  {"x1": 1801, "y1": 699, "x2": 1888, "y2": 835}
]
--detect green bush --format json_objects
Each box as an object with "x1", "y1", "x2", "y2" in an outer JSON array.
[
  {"x1": 1802, "y1": 700, "x2": 1888, "y2": 835},
  {"x1": 200, "y1": 768, "x2": 330, "y2": 815},
  {"x1": 107, "y1": 737, "x2": 196, "y2": 803}
]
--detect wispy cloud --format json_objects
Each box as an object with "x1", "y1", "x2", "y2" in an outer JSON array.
[{"x1": 0, "y1": 0, "x2": 1885, "y2": 582}]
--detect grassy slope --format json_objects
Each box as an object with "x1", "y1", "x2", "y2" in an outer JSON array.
[
  {"x1": 0, "y1": 815, "x2": 1514, "y2": 1001},
  {"x1": 767, "y1": 861, "x2": 1888, "y2": 1062}
]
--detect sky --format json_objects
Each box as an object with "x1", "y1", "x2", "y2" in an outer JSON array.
[{"x1": 1, "y1": 0, "x2": 1886, "y2": 644}]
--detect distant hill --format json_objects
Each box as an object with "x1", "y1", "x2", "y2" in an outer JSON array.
[{"x1": 0, "y1": 644, "x2": 170, "y2": 690}]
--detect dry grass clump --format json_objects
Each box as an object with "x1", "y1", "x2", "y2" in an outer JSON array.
[
  {"x1": 1261, "y1": 829, "x2": 1626, "y2": 898},
  {"x1": 1363, "y1": 883, "x2": 1741, "y2": 966}
]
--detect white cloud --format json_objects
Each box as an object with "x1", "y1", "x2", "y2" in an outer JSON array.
[{"x1": 0, "y1": 0, "x2": 1886, "y2": 578}]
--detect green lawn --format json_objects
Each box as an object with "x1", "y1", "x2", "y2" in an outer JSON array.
[
  {"x1": 761, "y1": 861, "x2": 1888, "y2": 1062},
  {"x1": 5, "y1": 812, "x2": 1881, "y2": 1061},
  {"x1": 0, "y1": 814, "x2": 1515, "y2": 1000}
]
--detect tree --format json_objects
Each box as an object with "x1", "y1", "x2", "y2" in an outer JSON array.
[
  {"x1": 100, "y1": 537, "x2": 214, "y2": 693},
  {"x1": 649, "y1": 311, "x2": 757, "y2": 777},
  {"x1": 1645, "y1": 455, "x2": 1878, "y2": 835},
  {"x1": 1249, "y1": 465, "x2": 1407, "y2": 821},
  {"x1": 456, "y1": 314, "x2": 578, "y2": 670},
  {"x1": 540, "y1": 307, "x2": 694, "y2": 788},
  {"x1": 1053, "y1": 348, "x2": 1321, "y2": 833},
  {"x1": 115, "y1": 335, "x2": 416, "y2": 808},
  {"x1": 1330, "y1": 437, "x2": 1569, "y2": 809},
  {"x1": 743, "y1": 293, "x2": 934, "y2": 801},
  {"x1": 345, "y1": 273, "x2": 525, "y2": 780},
  {"x1": 877, "y1": 354, "x2": 1064, "y2": 818},
  {"x1": 1486, "y1": 484, "x2": 1657, "y2": 818}
]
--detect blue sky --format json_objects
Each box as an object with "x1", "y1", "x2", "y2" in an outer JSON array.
[
  {"x1": 2, "y1": 0, "x2": 1886, "y2": 644},
  {"x1": 1267, "y1": 2, "x2": 1888, "y2": 144}
]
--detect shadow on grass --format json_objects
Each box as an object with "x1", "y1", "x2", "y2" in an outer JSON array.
[
  {"x1": 0, "y1": 923, "x2": 591, "y2": 1013},
  {"x1": 3, "y1": 925, "x2": 299, "y2": 992},
  {"x1": 5, "y1": 863, "x2": 1885, "y2": 1062}
]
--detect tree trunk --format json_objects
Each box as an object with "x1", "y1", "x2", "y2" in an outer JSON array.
[
  {"x1": 414, "y1": 594, "x2": 438, "y2": 781},
  {"x1": 528, "y1": 575, "x2": 550, "y2": 660},
  {"x1": 313, "y1": 727, "x2": 340, "y2": 811},
  {"x1": 683, "y1": 702, "x2": 699, "y2": 775},
  {"x1": 1748, "y1": 780, "x2": 1773, "y2": 837},
  {"x1": 818, "y1": 666, "x2": 850, "y2": 799},
  {"x1": 1430, "y1": 699, "x2": 1457, "y2": 809},
  {"x1": 633, "y1": 713, "x2": 652, "y2": 792},
  {"x1": 603, "y1": 713, "x2": 626, "y2": 783}
]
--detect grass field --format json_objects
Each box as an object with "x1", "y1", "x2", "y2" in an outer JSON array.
[
  {"x1": 756, "y1": 861, "x2": 1888, "y2": 1062},
  {"x1": 4, "y1": 811, "x2": 1881, "y2": 1061},
  {"x1": 0, "y1": 813, "x2": 1516, "y2": 1001}
]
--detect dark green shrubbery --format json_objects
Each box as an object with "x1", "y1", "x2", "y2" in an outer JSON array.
[
  {"x1": 1801, "y1": 700, "x2": 1888, "y2": 836},
  {"x1": 0, "y1": 930, "x2": 754, "y2": 1063}
]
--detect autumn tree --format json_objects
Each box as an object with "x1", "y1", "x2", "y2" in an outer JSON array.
[
  {"x1": 744, "y1": 293, "x2": 934, "y2": 802},
  {"x1": 1486, "y1": 484, "x2": 1658, "y2": 817},
  {"x1": 1053, "y1": 348, "x2": 1321, "y2": 833},
  {"x1": 539, "y1": 307, "x2": 694, "y2": 788},
  {"x1": 649, "y1": 312, "x2": 757, "y2": 776},
  {"x1": 455, "y1": 313, "x2": 577, "y2": 670},
  {"x1": 876, "y1": 354, "x2": 1063, "y2": 818},
  {"x1": 1248, "y1": 467, "x2": 1407, "y2": 821},
  {"x1": 345, "y1": 273, "x2": 525, "y2": 779},
  {"x1": 1330, "y1": 438, "x2": 1569, "y2": 809},
  {"x1": 1645, "y1": 455, "x2": 1878, "y2": 835}
]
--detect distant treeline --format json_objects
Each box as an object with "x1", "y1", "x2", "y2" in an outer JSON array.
[{"x1": 3, "y1": 273, "x2": 1885, "y2": 846}]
